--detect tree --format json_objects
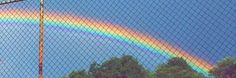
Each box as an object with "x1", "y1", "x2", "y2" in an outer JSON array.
[
  {"x1": 64, "y1": 70, "x2": 91, "y2": 78},
  {"x1": 89, "y1": 55, "x2": 148, "y2": 78},
  {"x1": 154, "y1": 57, "x2": 205, "y2": 78},
  {"x1": 210, "y1": 57, "x2": 236, "y2": 78},
  {"x1": 89, "y1": 62, "x2": 101, "y2": 78}
]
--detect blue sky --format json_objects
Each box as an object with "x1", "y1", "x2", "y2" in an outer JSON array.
[{"x1": 0, "y1": 0, "x2": 235, "y2": 78}]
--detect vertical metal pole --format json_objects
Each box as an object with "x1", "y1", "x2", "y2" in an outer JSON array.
[{"x1": 39, "y1": 0, "x2": 44, "y2": 78}]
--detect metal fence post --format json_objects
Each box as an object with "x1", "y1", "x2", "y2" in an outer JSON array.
[{"x1": 39, "y1": 0, "x2": 44, "y2": 78}]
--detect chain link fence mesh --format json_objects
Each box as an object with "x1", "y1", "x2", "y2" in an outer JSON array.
[{"x1": 1, "y1": 0, "x2": 235, "y2": 78}]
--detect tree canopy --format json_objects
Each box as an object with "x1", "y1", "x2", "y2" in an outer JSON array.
[
  {"x1": 210, "y1": 57, "x2": 236, "y2": 78},
  {"x1": 63, "y1": 55, "x2": 236, "y2": 78},
  {"x1": 66, "y1": 70, "x2": 90, "y2": 78},
  {"x1": 89, "y1": 55, "x2": 148, "y2": 78},
  {"x1": 154, "y1": 57, "x2": 205, "y2": 78},
  {"x1": 64, "y1": 55, "x2": 148, "y2": 78}
]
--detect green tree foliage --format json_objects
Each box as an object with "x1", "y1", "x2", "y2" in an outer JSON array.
[
  {"x1": 210, "y1": 57, "x2": 236, "y2": 78},
  {"x1": 64, "y1": 70, "x2": 91, "y2": 78},
  {"x1": 64, "y1": 55, "x2": 149, "y2": 78},
  {"x1": 154, "y1": 57, "x2": 204, "y2": 78},
  {"x1": 64, "y1": 55, "x2": 236, "y2": 78},
  {"x1": 89, "y1": 55, "x2": 148, "y2": 78}
]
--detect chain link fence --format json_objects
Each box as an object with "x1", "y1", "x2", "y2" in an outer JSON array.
[{"x1": 1, "y1": 0, "x2": 235, "y2": 78}]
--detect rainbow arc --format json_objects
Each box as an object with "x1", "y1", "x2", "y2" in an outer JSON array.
[{"x1": 0, "y1": 9, "x2": 213, "y2": 75}]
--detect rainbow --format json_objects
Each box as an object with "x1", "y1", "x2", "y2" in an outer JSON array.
[{"x1": 0, "y1": 9, "x2": 213, "y2": 75}]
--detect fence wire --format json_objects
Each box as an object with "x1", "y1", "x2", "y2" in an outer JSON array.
[{"x1": 0, "y1": 0, "x2": 235, "y2": 78}]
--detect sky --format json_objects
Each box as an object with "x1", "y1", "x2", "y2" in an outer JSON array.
[{"x1": 0, "y1": 0, "x2": 235, "y2": 78}]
